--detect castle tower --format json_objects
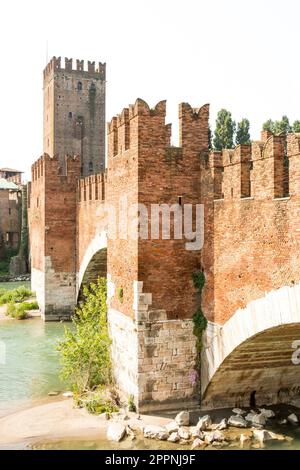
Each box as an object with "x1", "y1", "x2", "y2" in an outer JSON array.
[{"x1": 43, "y1": 57, "x2": 106, "y2": 176}]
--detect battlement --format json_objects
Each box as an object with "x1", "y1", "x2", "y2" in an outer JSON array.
[
  {"x1": 43, "y1": 57, "x2": 106, "y2": 80},
  {"x1": 31, "y1": 154, "x2": 80, "y2": 182},
  {"x1": 208, "y1": 131, "x2": 300, "y2": 201},
  {"x1": 77, "y1": 172, "x2": 107, "y2": 202},
  {"x1": 107, "y1": 98, "x2": 209, "y2": 158}
]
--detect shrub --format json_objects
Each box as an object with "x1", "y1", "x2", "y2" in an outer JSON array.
[
  {"x1": 57, "y1": 277, "x2": 112, "y2": 393},
  {"x1": 6, "y1": 300, "x2": 38, "y2": 320},
  {"x1": 75, "y1": 387, "x2": 119, "y2": 415},
  {"x1": 0, "y1": 286, "x2": 33, "y2": 305}
]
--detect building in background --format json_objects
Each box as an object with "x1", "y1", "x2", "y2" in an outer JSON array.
[
  {"x1": 0, "y1": 178, "x2": 21, "y2": 259},
  {"x1": 0, "y1": 168, "x2": 23, "y2": 185}
]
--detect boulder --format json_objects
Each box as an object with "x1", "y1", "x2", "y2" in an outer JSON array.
[
  {"x1": 143, "y1": 425, "x2": 169, "y2": 440},
  {"x1": 245, "y1": 412, "x2": 256, "y2": 423},
  {"x1": 190, "y1": 426, "x2": 203, "y2": 438},
  {"x1": 165, "y1": 420, "x2": 179, "y2": 433},
  {"x1": 197, "y1": 414, "x2": 212, "y2": 431},
  {"x1": 62, "y1": 391, "x2": 73, "y2": 398},
  {"x1": 191, "y1": 438, "x2": 205, "y2": 449},
  {"x1": 287, "y1": 413, "x2": 299, "y2": 424},
  {"x1": 178, "y1": 427, "x2": 190, "y2": 440},
  {"x1": 253, "y1": 429, "x2": 274, "y2": 443},
  {"x1": 107, "y1": 423, "x2": 126, "y2": 442},
  {"x1": 168, "y1": 432, "x2": 180, "y2": 443},
  {"x1": 228, "y1": 415, "x2": 247, "y2": 428},
  {"x1": 212, "y1": 430, "x2": 225, "y2": 442},
  {"x1": 203, "y1": 432, "x2": 215, "y2": 444},
  {"x1": 251, "y1": 413, "x2": 267, "y2": 427},
  {"x1": 232, "y1": 408, "x2": 246, "y2": 416},
  {"x1": 216, "y1": 418, "x2": 227, "y2": 430},
  {"x1": 278, "y1": 419, "x2": 287, "y2": 425},
  {"x1": 259, "y1": 408, "x2": 275, "y2": 419},
  {"x1": 175, "y1": 411, "x2": 189, "y2": 426}
]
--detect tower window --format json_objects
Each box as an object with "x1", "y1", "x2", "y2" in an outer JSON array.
[
  {"x1": 68, "y1": 112, "x2": 72, "y2": 119},
  {"x1": 89, "y1": 162, "x2": 93, "y2": 172},
  {"x1": 77, "y1": 81, "x2": 83, "y2": 91}
]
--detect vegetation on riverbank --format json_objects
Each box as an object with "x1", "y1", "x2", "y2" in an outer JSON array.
[
  {"x1": 0, "y1": 286, "x2": 33, "y2": 305},
  {"x1": 6, "y1": 300, "x2": 39, "y2": 319},
  {"x1": 57, "y1": 277, "x2": 118, "y2": 415}
]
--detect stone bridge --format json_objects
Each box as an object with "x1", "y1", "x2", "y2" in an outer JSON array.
[{"x1": 28, "y1": 99, "x2": 300, "y2": 411}]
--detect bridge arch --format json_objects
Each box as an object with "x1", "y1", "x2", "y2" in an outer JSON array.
[
  {"x1": 201, "y1": 282, "x2": 300, "y2": 409},
  {"x1": 77, "y1": 231, "x2": 107, "y2": 298}
]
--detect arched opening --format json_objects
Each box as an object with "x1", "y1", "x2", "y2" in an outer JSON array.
[
  {"x1": 202, "y1": 323, "x2": 300, "y2": 409},
  {"x1": 78, "y1": 248, "x2": 107, "y2": 301}
]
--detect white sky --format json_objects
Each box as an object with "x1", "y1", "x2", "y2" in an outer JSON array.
[{"x1": 1, "y1": 0, "x2": 299, "y2": 179}]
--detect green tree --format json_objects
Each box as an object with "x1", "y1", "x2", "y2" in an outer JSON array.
[
  {"x1": 213, "y1": 109, "x2": 236, "y2": 150},
  {"x1": 57, "y1": 277, "x2": 111, "y2": 393},
  {"x1": 236, "y1": 118, "x2": 251, "y2": 145},
  {"x1": 262, "y1": 119, "x2": 274, "y2": 132},
  {"x1": 273, "y1": 115, "x2": 291, "y2": 135},
  {"x1": 293, "y1": 121, "x2": 300, "y2": 132}
]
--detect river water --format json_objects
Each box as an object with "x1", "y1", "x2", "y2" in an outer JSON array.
[{"x1": 0, "y1": 318, "x2": 67, "y2": 417}]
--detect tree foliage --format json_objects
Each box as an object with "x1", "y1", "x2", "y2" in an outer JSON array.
[
  {"x1": 213, "y1": 109, "x2": 236, "y2": 150},
  {"x1": 293, "y1": 120, "x2": 300, "y2": 133},
  {"x1": 262, "y1": 115, "x2": 300, "y2": 135},
  {"x1": 57, "y1": 277, "x2": 111, "y2": 393},
  {"x1": 236, "y1": 118, "x2": 251, "y2": 145}
]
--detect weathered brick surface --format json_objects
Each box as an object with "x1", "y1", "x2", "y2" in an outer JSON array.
[{"x1": 0, "y1": 188, "x2": 21, "y2": 255}]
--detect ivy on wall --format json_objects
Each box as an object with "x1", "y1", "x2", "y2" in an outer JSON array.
[{"x1": 192, "y1": 270, "x2": 207, "y2": 375}]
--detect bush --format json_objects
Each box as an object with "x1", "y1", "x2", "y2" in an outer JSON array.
[
  {"x1": 57, "y1": 277, "x2": 112, "y2": 394},
  {"x1": 0, "y1": 286, "x2": 33, "y2": 305},
  {"x1": 6, "y1": 300, "x2": 39, "y2": 320},
  {"x1": 75, "y1": 387, "x2": 119, "y2": 415}
]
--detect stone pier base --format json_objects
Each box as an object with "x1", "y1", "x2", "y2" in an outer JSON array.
[{"x1": 108, "y1": 308, "x2": 198, "y2": 413}]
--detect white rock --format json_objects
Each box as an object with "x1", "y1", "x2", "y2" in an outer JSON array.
[
  {"x1": 107, "y1": 423, "x2": 126, "y2": 442},
  {"x1": 216, "y1": 418, "x2": 227, "y2": 430},
  {"x1": 228, "y1": 415, "x2": 247, "y2": 428},
  {"x1": 253, "y1": 429, "x2": 274, "y2": 443},
  {"x1": 62, "y1": 391, "x2": 73, "y2": 398},
  {"x1": 144, "y1": 425, "x2": 169, "y2": 440},
  {"x1": 212, "y1": 430, "x2": 225, "y2": 442},
  {"x1": 168, "y1": 432, "x2": 179, "y2": 443},
  {"x1": 245, "y1": 412, "x2": 256, "y2": 423},
  {"x1": 197, "y1": 414, "x2": 212, "y2": 431},
  {"x1": 287, "y1": 413, "x2": 299, "y2": 424},
  {"x1": 240, "y1": 433, "x2": 251, "y2": 448},
  {"x1": 178, "y1": 427, "x2": 190, "y2": 440},
  {"x1": 175, "y1": 411, "x2": 189, "y2": 426},
  {"x1": 232, "y1": 408, "x2": 246, "y2": 415},
  {"x1": 259, "y1": 408, "x2": 275, "y2": 419},
  {"x1": 191, "y1": 438, "x2": 205, "y2": 449},
  {"x1": 190, "y1": 426, "x2": 203, "y2": 438},
  {"x1": 165, "y1": 420, "x2": 179, "y2": 433},
  {"x1": 251, "y1": 413, "x2": 267, "y2": 426},
  {"x1": 203, "y1": 432, "x2": 214, "y2": 444},
  {"x1": 278, "y1": 419, "x2": 287, "y2": 425}
]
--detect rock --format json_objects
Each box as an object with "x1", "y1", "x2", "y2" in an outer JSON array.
[
  {"x1": 216, "y1": 418, "x2": 227, "y2": 430},
  {"x1": 228, "y1": 415, "x2": 247, "y2": 428},
  {"x1": 190, "y1": 426, "x2": 203, "y2": 438},
  {"x1": 253, "y1": 429, "x2": 274, "y2": 443},
  {"x1": 178, "y1": 427, "x2": 190, "y2": 440},
  {"x1": 165, "y1": 420, "x2": 179, "y2": 433},
  {"x1": 175, "y1": 411, "x2": 189, "y2": 426},
  {"x1": 144, "y1": 425, "x2": 169, "y2": 440},
  {"x1": 259, "y1": 408, "x2": 275, "y2": 419},
  {"x1": 191, "y1": 438, "x2": 205, "y2": 449},
  {"x1": 251, "y1": 413, "x2": 267, "y2": 427},
  {"x1": 287, "y1": 413, "x2": 299, "y2": 424},
  {"x1": 267, "y1": 431, "x2": 286, "y2": 441},
  {"x1": 240, "y1": 433, "x2": 252, "y2": 448},
  {"x1": 107, "y1": 423, "x2": 126, "y2": 442},
  {"x1": 168, "y1": 432, "x2": 179, "y2": 443},
  {"x1": 48, "y1": 391, "x2": 59, "y2": 396},
  {"x1": 197, "y1": 414, "x2": 212, "y2": 431},
  {"x1": 232, "y1": 408, "x2": 246, "y2": 416},
  {"x1": 212, "y1": 430, "x2": 225, "y2": 442},
  {"x1": 203, "y1": 432, "x2": 215, "y2": 444},
  {"x1": 126, "y1": 425, "x2": 135, "y2": 440},
  {"x1": 245, "y1": 412, "x2": 256, "y2": 423},
  {"x1": 62, "y1": 391, "x2": 73, "y2": 398},
  {"x1": 278, "y1": 419, "x2": 287, "y2": 425}
]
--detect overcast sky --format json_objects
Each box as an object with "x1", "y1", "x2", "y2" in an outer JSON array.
[{"x1": 1, "y1": 0, "x2": 299, "y2": 179}]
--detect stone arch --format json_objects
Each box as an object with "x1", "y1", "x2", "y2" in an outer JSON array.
[
  {"x1": 77, "y1": 231, "x2": 107, "y2": 298},
  {"x1": 201, "y1": 282, "x2": 300, "y2": 409}
]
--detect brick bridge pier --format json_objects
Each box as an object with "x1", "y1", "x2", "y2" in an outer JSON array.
[{"x1": 29, "y1": 99, "x2": 300, "y2": 411}]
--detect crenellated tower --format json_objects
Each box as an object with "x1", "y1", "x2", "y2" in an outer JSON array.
[{"x1": 43, "y1": 56, "x2": 106, "y2": 176}]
